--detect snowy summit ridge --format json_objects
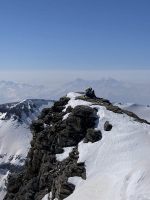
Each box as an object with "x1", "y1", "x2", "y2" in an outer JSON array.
[{"x1": 3, "y1": 91, "x2": 150, "y2": 200}]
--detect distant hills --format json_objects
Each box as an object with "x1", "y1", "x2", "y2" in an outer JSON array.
[
  {"x1": 0, "y1": 79, "x2": 150, "y2": 105},
  {"x1": 50, "y1": 78, "x2": 150, "y2": 105}
]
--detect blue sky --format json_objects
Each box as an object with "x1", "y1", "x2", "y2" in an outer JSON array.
[{"x1": 0, "y1": 0, "x2": 150, "y2": 70}]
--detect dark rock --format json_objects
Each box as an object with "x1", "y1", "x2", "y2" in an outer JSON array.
[
  {"x1": 59, "y1": 105, "x2": 98, "y2": 147},
  {"x1": 30, "y1": 120, "x2": 44, "y2": 133},
  {"x1": 72, "y1": 105, "x2": 97, "y2": 119},
  {"x1": 85, "y1": 87, "x2": 96, "y2": 98},
  {"x1": 71, "y1": 162, "x2": 86, "y2": 179},
  {"x1": 43, "y1": 114, "x2": 53, "y2": 124},
  {"x1": 39, "y1": 108, "x2": 52, "y2": 119},
  {"x1": 84, "y1": 128, "x2": 102, "y2": 143},
  {"x1": 104, "y1": 121, "x2": 112, "y2": 131},
  {"x1": 66, "y1": 106, "x2": 73, "y2": 113},
  {"x1": 59, "y1": 183, "x2": 75, "y2": 199},
  {"x1": 6, "y1": 172, "x2": 23, "y2": 193},
  {"x1": 52, "y1": 113, "x2": 64, "y2": 123},
  {"x1": 52, "y1": 97, "x2": 70, "y2": 112}
]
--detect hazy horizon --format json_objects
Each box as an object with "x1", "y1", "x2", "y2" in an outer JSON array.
[{"x1": 0, "y1": 69, "x2": 150, "y2": 89}]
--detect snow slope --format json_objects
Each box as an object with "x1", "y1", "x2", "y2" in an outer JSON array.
[
  {"x1": 43, "y1": 92, "x2": 150, "y2": 200},
  {"x1": 0, "y1": 119, "x2": 31, "y2": 199},
  {"x1": 115, "y1": 103, "x2": 150, "y2": 122},
  {"x1": 0, "y1": 99, "x2": 54, "y2": 200},
  {"x1": 65, "y1": 93, "x2": 150, "y2": 200}
]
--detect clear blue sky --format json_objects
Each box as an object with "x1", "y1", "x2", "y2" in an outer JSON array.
[{"x1": 0, "y1": 0, "x2": 150, "y2": 70}]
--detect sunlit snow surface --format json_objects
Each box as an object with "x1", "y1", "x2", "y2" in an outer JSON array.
[
  {"x1": 63, "y1": 92, "x2": 150, "y2": 200},
  {"x1": 115, "y1": 103, "x2": 150, "y2": 122},
  {"x1": 0, "y1": 119, "x2": 31, "y2": 165},
  {"x1": 0, "y1": 119, "x2": 31, "y2": 200},
  {"x1": 56, "y1": 147, "x2": 74, "y2": 162}
]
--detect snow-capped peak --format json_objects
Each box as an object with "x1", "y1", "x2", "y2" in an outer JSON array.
[{"x1": 0, "y1": 99, "x2": 54, "y2": 124}]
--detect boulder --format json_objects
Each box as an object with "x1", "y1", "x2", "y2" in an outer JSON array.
[
  {"x1": 66, "y1": 106, "x2": 73, "y2": 113},
  {"x1": 72, "y1": 105, "x2": 97, "y2": 119},
  {"x1": 84, "y1": 128, "x2": 102, "y2": 143},
  {"x1": 59, "y1": 183, "x2": 75, "y2": 199},
  {"x1": 104, "y1": 121, "x2": 112, "y2": 131},
  {"x1": 85, "y1": 87, "x2": 96, "y2": 98}
]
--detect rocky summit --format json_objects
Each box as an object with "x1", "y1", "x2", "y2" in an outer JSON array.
[
  {"x1": 4, "y1": 92, "x2": 150, "y2": 200},
  {"x1": 4, "y1": 95, "x2": 99, "y2": 200}
]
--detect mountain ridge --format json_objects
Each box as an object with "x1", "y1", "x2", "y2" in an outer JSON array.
[
  {"x1": 1, "y1": 78, "x2": 150, "y2": 105},
  {"x1": 3, "y1": 91, "x2": 150, "y2": 200}
]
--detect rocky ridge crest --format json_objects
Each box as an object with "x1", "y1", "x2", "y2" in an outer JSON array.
[{"x1": 4, "y1": 92, "x2": 150, "y2": 200}]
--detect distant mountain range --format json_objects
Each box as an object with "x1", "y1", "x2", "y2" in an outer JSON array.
[
  {"x1": 0, "y1": 81, "x2": 51, "y2": 104},
  {"x1": 0, "y1": 79, "x2": 150, "y2": 105},
  {"x1": 50, "y1": 78, "x2": 150, "y2": 105}
]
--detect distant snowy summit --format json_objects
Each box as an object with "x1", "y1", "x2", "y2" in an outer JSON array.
[
  {"x1": 0, "y1": 80, "x2": 51, "y2": 104},
  {"x1": 0, "y1": 99, "x2": 54, "y2": 124},
  {"x1": 115, "y1": 102, "x2": 150, "y2": 122}
]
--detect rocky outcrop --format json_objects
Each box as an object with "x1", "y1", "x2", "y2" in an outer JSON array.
[
  {"x1": 4, "y1": 97, "x2": 99, "y2": 200},
  {"x1": 84, "y1": 129, "x2": 102, "y2": 143}
]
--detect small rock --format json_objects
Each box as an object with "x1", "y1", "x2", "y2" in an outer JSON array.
[
  {"x1": 85, "y1": 87, "x2": 96, "y2": 98},
  {"x1": 66, "y1": 106, "x2": 73, "y2": 113},
  {"x1": 104, "y1": 121, "x2": 112, "y2": 131}
]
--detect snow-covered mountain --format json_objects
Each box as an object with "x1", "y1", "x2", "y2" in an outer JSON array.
[
  {"x1": 0, "y1": 99, "x2": 54, "y2": 199},
  {"x1": 4, "y1": 91, "x2": 150, "y2": 200},
  {"x1": 0, "y1": 80, "x2": 52, "y2": 104},
  {"x1": 115, "y1": 103, "x2": 150, "y2": 122}
]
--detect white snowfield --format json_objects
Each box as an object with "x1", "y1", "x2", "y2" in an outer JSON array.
[
  {"x1": 56, "y1": 147, "x2": 74, "y2": 162},
  {"x1": 62, "y1": 92, "x2": 150, "y2": 200},
  {"x1": 0, "y1": 119, "x2": 31, "y2": 165},
  {"x1": 0, "y1": 119, "x2": 31, "y2": 199},
  {"x1": 115, "y1": 103, "x2": 150, "y2": 122}
]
